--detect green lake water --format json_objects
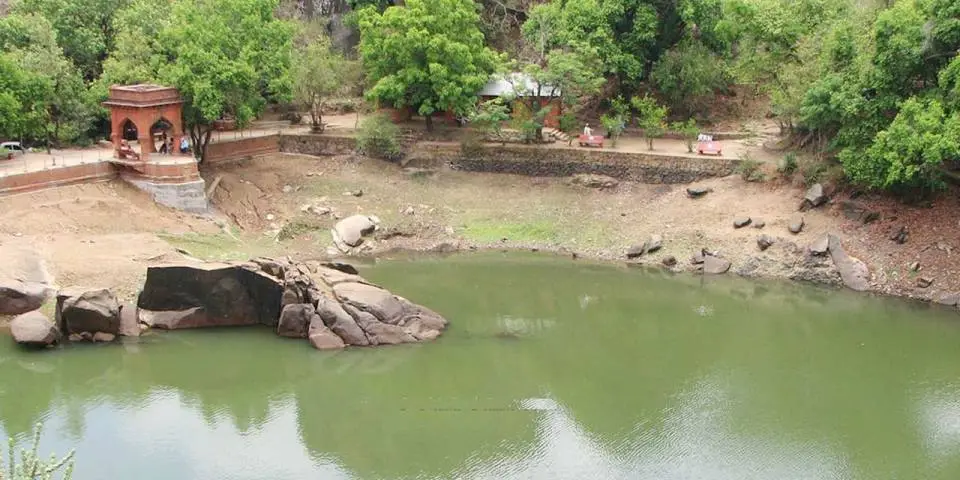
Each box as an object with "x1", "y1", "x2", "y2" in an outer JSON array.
[{"x1": 3, "y1": 253, "x2": 960, "y2": 479}]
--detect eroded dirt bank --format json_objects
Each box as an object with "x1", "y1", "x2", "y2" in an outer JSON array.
[{"x1": 0, "y1": 153, "x2": 958, "y2": 312}]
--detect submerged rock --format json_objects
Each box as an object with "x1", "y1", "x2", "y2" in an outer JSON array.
[{"x1": 10, "y1": 311, "x2": 59, "y2": 347}]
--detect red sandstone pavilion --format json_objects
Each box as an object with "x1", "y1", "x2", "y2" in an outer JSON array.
[{"x1": 103, "y1": 84, "x2": 187, "y2": 162}]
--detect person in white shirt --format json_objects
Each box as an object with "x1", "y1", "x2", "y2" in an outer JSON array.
[{"x1": 583, "y1": 124, "x2": 593, "y2": 137}]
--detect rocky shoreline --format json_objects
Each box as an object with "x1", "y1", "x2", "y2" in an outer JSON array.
[{"x1": 2, "y1": 257, "x2": 448, "y2": 350}]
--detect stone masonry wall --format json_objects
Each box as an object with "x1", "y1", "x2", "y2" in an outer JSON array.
[{"x1": 276, "y1": 135, "x2": 741, "y2": 184}]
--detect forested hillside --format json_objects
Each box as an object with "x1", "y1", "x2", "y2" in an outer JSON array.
[{"x1": 0, "y1": 0, "x2": 958, "y2": 194}]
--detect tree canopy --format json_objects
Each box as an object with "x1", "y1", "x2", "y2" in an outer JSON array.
[{"x1": 358, "y1": 0, "x2": 499, "y2": 129}]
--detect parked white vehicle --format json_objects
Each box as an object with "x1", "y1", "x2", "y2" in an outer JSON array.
[{"x1": 1, "y1": 141, "x2": 25, "y2": 158}]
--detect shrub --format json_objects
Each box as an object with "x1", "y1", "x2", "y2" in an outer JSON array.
[
  {"x1": 799, "y1": 156, "x2": 828, "y2": 185},
  {"x1": 356, "y1": 114, "x2": 402, "y2": 161},
  {"x1": 778, "y1": 151, "x2": 798, "y2": 176},
  {"x1": 600, "y1": 113, "x2": 625, "y2": 147},
  {"x1": 736, "y1": 155, "x2": 765, "y2": 182},
  {"x1": 3, "y1": 423, "x2": 75, "y2": 480},
  {"x1": 671, "y1": 119, "x2": 698, "y2": 153}
]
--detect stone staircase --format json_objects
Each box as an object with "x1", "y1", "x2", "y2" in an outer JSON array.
[{"x1": 543, "y1": 127, "x2": 570, "y2": 143}]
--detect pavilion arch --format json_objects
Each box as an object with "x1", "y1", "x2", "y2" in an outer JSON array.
[{"x1": 103, "y1": 84, "x2": 186, "y2": 162}]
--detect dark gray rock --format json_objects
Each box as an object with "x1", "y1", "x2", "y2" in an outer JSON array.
[
  {"x1": 58, "y1": 288, "x2": 120, "y2": 336},
  {"x1": 917, "y1": 277, "x2": 934, "y2": 289},
  {"x1": 686, "y1": 186, "x2": 713, "y2": 198},
  {"x1": 841, "y1": 200, "x2": 880, "y2": 224},
  {"x1": 757, "y1": 235, "x2": 775, "y2": 251},
  {"x1": 662, "y1": 256, "x2": 678, "y2": 267},
  {"x1": 889, "y1": 226, "x2": 908, "y2": 244},
  {"x1": 801, "y1": 183, "x2": 827, "y2": 210},
  {"x1": 734, "y1": 217, "x2": 752, "y2": 229},
  {"x1": 321, "y1": 261, "x2": 360, "y2": 275},
  {"x1": 827, "y1": 234, "x2": 870, "y2": 291},
  {"x1": 909, "y1": 261, "x2": 921, "y2": 272},
  {"x1": 702, "y1": 255, "x2": 731, "y2": 274},
  {"x1": 137, "y1": 263, "x2": 284, "y2": 328},
  {"x1": 277, "y1": 304, "x2": 315, "y2": 338},
  {"x1": 788, "y1": 214, "x2": 804, "y2": 234},
  {"x1": 316, "y1": 296, "x2": 370, "y2": 346},
  {"x1": 10, "y1": 311, "x2": 58, "y2": 347},
  {"x1": 0, "y1": 279, "x2": 50, "y2": 316}
]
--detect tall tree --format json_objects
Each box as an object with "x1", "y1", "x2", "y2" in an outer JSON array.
[
  {"x1": 358, "y1": 0, "x2": 499, "y2": 130},
  {"x1": 292, "y1": 33, "x2": 361, "y2": 132},
  {"x1": 15, "y1": 0, "x2": 131, "y2": 80}
]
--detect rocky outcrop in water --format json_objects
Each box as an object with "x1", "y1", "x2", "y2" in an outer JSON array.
[
  {"x1": 57, "y1": 288, "x2": 121, "y2": 339},
  {"x1": 10, "y1": 311, "x2": 59, "y2": 347},
  {"x1": 136, "y1": 257, "x2": 448, "y2": 350}
]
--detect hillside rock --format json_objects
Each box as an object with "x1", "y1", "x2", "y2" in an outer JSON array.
[
  {"x1": 332, "y1": 215, "x2": 379, "y2": 251},
  {"x1": 10, "y1": 311, "x2": 58, "y2": 347},
  {"x1": 788, "y1": 215, "x2": 805, "y2": 234},
  {"x1": 801, "y1": 183, "x2": 828, "y2": 210}
]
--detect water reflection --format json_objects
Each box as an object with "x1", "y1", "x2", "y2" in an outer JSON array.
[{"x1": 1, "y1": 253, "x2": 960, "y2": 479}]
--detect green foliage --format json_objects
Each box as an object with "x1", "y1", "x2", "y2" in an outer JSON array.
[
  {"x1": 600, "y1": 113, "x2": 625, "y2": 147},
  {"x1": 632, "y1": 95, "x2": 667, "y2": 150},
  {"x1": 14, "y1": 0, "x2": 131, "y2": 81},
  {"x1": 778, "y1": 151, "x2": 798, "y2": 176},
  {"x1": 358, "y1": 0, "x2": 498, "y2": 130},
  {"x1": 650, "y1": 40, "x2": 729, "y2": 115},
  {"x1": 292, "y1": 33, "x2": 360, "y2": 132},
  {"x1": 469, "y1": 98, "x2": 511, "y2": 143},
  {"x1": 843, "y1": 98, "x2": 959, "y2": 192},
  {"x1": 356, "y1": 114, "x2": 403, "y2": 161},
  {"x1": 2, "y1": 423, "x2": 75, "y2": 480},
  {"x1": 671, "y1": 118, "x2": 698, "y2": 152},
  {"x1": 735, "y1": 156, "x2": 765, "y2": 182}
]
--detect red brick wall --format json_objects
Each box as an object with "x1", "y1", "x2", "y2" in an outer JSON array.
[
  {"x1": 204, "y1": 135, "x2": 280, "y2": 164},
  {"x1": 0, "y1": 162, "x2": 117, "y2": 195}
]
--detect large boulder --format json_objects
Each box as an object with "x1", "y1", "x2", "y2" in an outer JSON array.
[
  {"x1": 137, "y1": 263, "x2": 284, "y2": 328},
  {"x1": 308, "y1": 315, "x2": 346, "y2": 350},
  {"x1": 316, "y1": 296, "x2": 370, "y2": 346},
  {"x1": 332, "y1": 282, "x2": 404, "y2": 324},
  {"x1": 10, "y1": 311, "x2": 59, "y2": 347},
  {"x1": 568, "y1": 173, "x2": 618, "y2": 189},
  {"x1": 277, "y1": 303, "x2": 314, "y2": 338},
  {"x1": 827, "y1": 234, "x2": 870, "y2": 291},
  {"x1": 57, "y1": 288, "x2": 120, "y2": 335},
  {"x1": 0, "y1": 279, "x2": 51, "y2": 315},
  {"x1": 332, "y1": 215, "x2": 379, "y2": 250}
]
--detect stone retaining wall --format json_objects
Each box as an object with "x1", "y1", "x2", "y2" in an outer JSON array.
[{"x1": 273, "y1": 134, "x2": 740, "y2": 183}]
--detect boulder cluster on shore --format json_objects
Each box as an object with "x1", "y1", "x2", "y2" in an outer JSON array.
[{"x1": 1, "y1": 258, "x2": 448, "y2": 350}]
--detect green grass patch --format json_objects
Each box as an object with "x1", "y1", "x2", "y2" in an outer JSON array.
[
  {"x1": 460, "y1": 219, "x2": 560, "y2": 243},
  {"x1": 158, "y1": 232, "x2": 277, "y2": 262}
]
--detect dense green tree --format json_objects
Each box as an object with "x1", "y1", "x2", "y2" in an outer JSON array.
[
  {"x1": 14, "y1": 0, "x2": 131, "y2": 80},
  {"x1": 842, "y1": 98, "x2": 960, "y2": 192},
  {"x1": 650, "y1": 39, "x2": 729, "y2": 116},
  {"x1": 358, "y1": 0, "x2": 499, "y2": 131},
  {"x1": 632, "y1": 95, "x2": 667, "y2": 150}
]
